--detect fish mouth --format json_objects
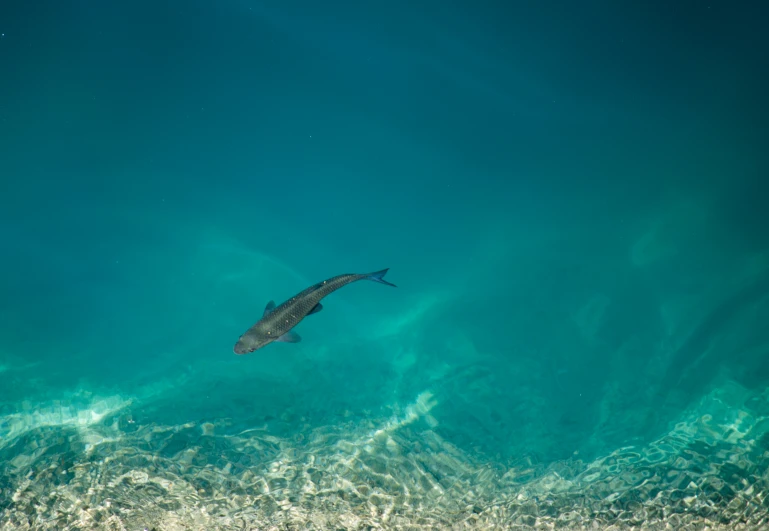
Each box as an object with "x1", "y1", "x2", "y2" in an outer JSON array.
[
  {"x1": 233, "y1": 344, "x2": 248, "y2": 355},
  {"x1": 234, "y1": 343, "x2": 258, "y2": 355}
]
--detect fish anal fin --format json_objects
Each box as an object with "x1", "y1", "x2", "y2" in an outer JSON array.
[{"x1": 307, "y1": 303, "x2": 323, "y2": 315}]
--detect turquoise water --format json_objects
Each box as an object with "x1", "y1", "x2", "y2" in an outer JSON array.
[{"x1": 2, "y1": 1, "x2": 769, "y2": 529}]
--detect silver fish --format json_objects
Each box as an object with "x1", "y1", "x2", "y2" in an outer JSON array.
[{"x1": 234, "y1": 269, "x2": 396, "y2": 354}]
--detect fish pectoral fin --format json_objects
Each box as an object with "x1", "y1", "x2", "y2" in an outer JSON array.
[
  {"x1": 263, "y1": 300, "x2": 276, "y2": 316},
  {"x1": 276, "y1": 331, "x2": 301, "y2": 343},
  {"x1": 307, "y1": 303, "x2": 323, "y2": 315}
]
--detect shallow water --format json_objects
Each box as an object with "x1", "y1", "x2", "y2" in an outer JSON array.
[{"x1": 2, "y1": 1, "x2": 769, "y2": 529}]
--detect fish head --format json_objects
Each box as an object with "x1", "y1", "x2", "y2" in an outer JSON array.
[
  {"x1": 233, "y1": 339, "x2": 250, "y2": 355},
  {"x1": 233, "y1": 330, "x2": 272, "y2": 355}
]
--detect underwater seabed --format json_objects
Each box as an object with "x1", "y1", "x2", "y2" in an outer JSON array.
[
  {"x1": 3, "y1": 222, "x2": 769, "y2": 529},
  {"x1": 2, "y1": 379, "x2": 769, "y2": 530}
]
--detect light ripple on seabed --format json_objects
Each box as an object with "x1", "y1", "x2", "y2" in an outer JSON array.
[{"x1": 2, "y1": 389, "x2": 769, "y2": 530}]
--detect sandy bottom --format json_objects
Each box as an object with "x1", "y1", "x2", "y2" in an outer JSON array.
[{"x1": 2, "y1": 389, "x2": 769, "y2": 531}]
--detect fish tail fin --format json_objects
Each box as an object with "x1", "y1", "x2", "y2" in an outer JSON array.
[{"x1": 365, "y1": 268, "x2": 397, "y2": 287}]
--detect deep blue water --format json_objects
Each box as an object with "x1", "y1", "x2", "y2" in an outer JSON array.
[{"x1": 2, "y1": 1, "x2": 769, "y2": 529}]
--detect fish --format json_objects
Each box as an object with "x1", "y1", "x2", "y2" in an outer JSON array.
[{"x1": 234, "y1": 268, "x2": 396, "y2": 354}]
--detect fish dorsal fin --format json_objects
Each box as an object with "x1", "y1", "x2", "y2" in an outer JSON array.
[
  {"x1": 263, "y1": 300, "x2": 276, "y2": 316},
  {"x1": 307, "y1": 303, "x2": 323, "y2": 315}
]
